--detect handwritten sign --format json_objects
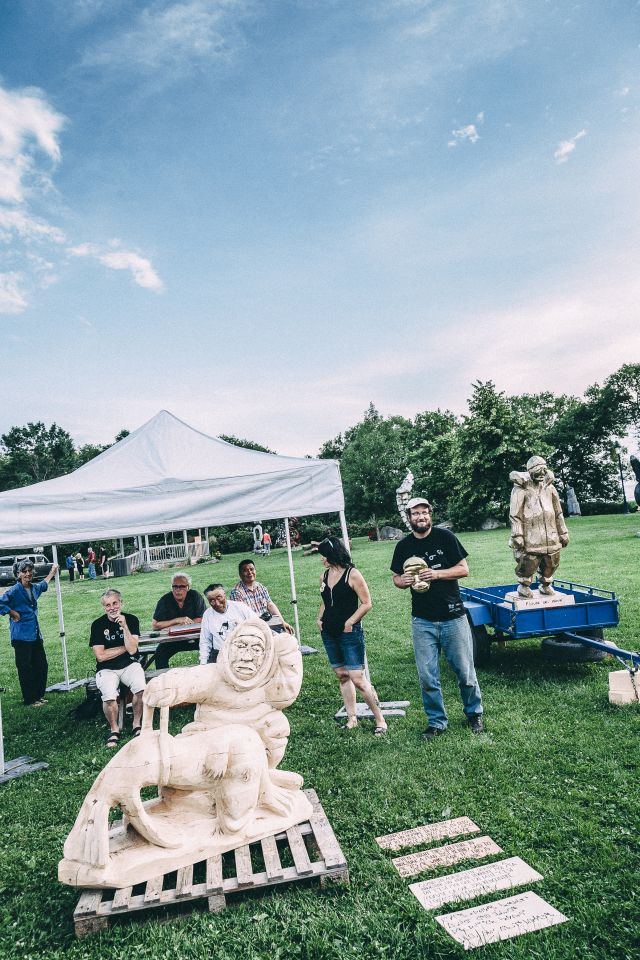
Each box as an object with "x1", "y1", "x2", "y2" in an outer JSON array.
[
  {"x1": 392, "y1": 836, "x2": 502, "y2": 877},
  {"x1": 409, "y1": 857, "x2": 542, "y2": 911},
  {"x1": 436, "y1": 891, "x2": 568, "y2": 949},
  {"x1": 376, "y1": 817, "x2": 480, "y2": 852}
]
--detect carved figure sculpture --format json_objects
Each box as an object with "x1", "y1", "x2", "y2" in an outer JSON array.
[
  {"x1": 630, "y1": 454, "x2": 640, "y2": 507},
  {"x1": 508, "y1": 456, "x2": 569, "y2": 598},
  {"x1": 396, "y1": 471, "x2": 415, "y2": 531},
  {"x1": 59, "y1": 619, "x2": 313, "y2": 889}
]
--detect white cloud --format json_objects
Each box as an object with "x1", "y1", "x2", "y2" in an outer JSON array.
[
  {"x1": 69, "y1": 242, "x2": 164, "y2": 291},
  {"x1": 0, "y1": 208, "x2": 66, "y2": 244},
  {"x1": 81, "y1": 0, "x2": 256, "y2": 75},
  {"x1": 448, "y1": 123, "x2": 480, "y2": 146},
  {"x1": 554, "y1": 128, "x2": 587, "y2": 164},
  {"x1": 0, "y1": 86, "x2": 65, "y2": 203},
  {"x1": 0, "y1": 273, "x2": 28, "y2": 314}
]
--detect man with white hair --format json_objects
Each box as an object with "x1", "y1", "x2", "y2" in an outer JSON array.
[
  {"x1": 151, "y1": 572, "x2": 206, "y2": 669},
  {"x1": 90, "y1": 589, "x2": 145, "y2": 748}
]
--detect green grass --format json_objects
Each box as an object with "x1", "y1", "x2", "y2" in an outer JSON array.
[{"x1": 0, "y1": 515, "x2": 638, "y2": 959}]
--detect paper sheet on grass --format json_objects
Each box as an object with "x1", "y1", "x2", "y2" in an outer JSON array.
[
  {"x1": 409, "y1": 857, "x2": 542, "y2": 911},
  {"x1": 376, "y1": 817, "x2": 479, "y2": 851},
  {"x1": 436, "y1": 890, "x2": 568, "y2": 949},
  {"x1": 392, "y1": 836, "x2": 502, "y2": 877}
]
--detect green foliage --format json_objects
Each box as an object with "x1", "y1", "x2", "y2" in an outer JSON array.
[
  {"x1": 579, "y1": 500, "x2": 637, "y2": 516},
  {"x1": 447, "y1": 381, "x2": 536, "y2": 530},
  {"x1": 338, "y1": 404, "x2": 414, "y2": 522},
  {"x1": 219, "y1": 434, "x2": 276, "y2": 454},
  {"x1": 0, "y1": 422, "x2": 77, "y2": 488}
]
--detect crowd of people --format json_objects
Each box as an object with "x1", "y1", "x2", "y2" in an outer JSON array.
[
  {"x1": 64, "y1": 546, "x2": 109, "y2": 582},
  {"x1": 0, "y1": 497, "x2": 485, "y2": 747}
]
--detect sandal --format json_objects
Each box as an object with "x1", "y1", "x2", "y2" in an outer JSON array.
[
  {"x1": 106, "y1": 731, "x2": 120, "y2": 749},
  {"x1": 131, "y1": 726, "x2": 142, "y2": 738},
  {"x1": 374, "y1": 724, "x2": 388, "y2": 736},
  {"x1": 341, "y1": 716, "x2": 358, "y2": 731}
]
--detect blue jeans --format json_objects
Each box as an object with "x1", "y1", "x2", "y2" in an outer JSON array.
[{"x1": 411, "y1": 615, "x2": 483, "y2": 729}]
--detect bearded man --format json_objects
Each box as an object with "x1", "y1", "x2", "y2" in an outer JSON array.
[{"x1": 390, "y1": 497, "x2": 484, "y2": 740}]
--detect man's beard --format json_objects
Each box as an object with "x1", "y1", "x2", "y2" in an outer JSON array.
[{"x1": 409, "y1": 518, "x2": 432, "y2": 535}]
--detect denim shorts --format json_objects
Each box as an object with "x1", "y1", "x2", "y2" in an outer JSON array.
[{"x1": 321, "y1": 624, "x2": 366, "y2": 671}]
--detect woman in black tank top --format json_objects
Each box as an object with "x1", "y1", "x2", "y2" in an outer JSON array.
[{"x1": 316, "y1": 537, "x2": 387, "y2": 735}]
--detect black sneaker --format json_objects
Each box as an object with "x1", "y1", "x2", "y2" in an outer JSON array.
[
  {"x1": 468, "y1": 714, "x2": 484, "y2": 734},
  {"x1": 421, "y1": 727, "x2": 446, "y2": 741}
]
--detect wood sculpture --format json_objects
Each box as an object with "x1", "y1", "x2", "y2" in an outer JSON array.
[{"x1": 59, "y1": 619, "x2": 313, "y2": 889}]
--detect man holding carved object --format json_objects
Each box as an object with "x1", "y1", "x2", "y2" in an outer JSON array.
[{"x1": 391, "y1": 497, "x2": 484, "y2": 740}]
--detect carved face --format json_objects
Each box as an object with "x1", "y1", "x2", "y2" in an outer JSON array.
[
  {"x1": 227, "y1": 625, "x2": 267, "y2": 680},
  {"x1": 529, "y1": 463, "x2": 547, "y2": 481}
]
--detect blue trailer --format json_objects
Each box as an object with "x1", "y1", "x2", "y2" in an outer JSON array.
[{"x1": 460, "y1": 578, "x2": 640, "y2": 669}]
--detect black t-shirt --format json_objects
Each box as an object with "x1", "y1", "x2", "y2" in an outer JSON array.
[
  {"x1": 152, "y1": 589, "x2": 205, "y2": 624},
  {"x1": 90, "y1": 612, "x2": 141, "y2": 671},
  {"x1": 390, "y1": 528, "x2": 468, "y2": 621}
]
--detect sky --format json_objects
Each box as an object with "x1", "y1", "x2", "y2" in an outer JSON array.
[{"x1": 0, "y1": 0, "x2": 638, "y2": 456}]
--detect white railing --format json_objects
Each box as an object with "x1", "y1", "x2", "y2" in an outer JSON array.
[{"x1": 111, "y1": 541, "x2": 209, "y2": 573}]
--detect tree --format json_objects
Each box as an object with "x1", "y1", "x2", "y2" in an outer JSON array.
[
  {"x1": 219, "y1": 434, "x2": 276, "y2": 454},
  {"x1": 408, "y1": 410, "x2": 459, "y2": 520},
  {"x1": 605, "y1": 363, "x2": 640, "y2": 442},
  {"x1": 0, "y1": 422, "x2": 77, "y2": 489},
  {"x1": 447, "y1": 382, "x2": 536, "y2": 530},
  {"x1": 338, "y1": 404, "x2": 414, "y2": 524}
]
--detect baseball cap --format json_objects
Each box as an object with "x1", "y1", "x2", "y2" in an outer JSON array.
[{"x1": 406, "y1": 497, "x2": 432, "y2": 512}]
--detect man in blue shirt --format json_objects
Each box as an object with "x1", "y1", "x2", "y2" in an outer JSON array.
[{"x1": 0, "y1": 558, "x2": 59, "y2": 706}]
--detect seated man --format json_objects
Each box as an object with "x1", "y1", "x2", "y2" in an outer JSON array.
[
  {"x1": 151, "y1": 573, "x2": 205, "y2": 669},
  {"x1": 229, "y1": 559, "x2": 295, "y2": 634},
  {"x1": 199, "y1": 583, "x2": 254, "y2": 664},
  {"x1": 90, "y1": 589, "x2": 145, "y2": 748}
]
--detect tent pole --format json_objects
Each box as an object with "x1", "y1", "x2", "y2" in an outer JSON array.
[
  {"x1": 283, "y1": 518, "x2": 301, "y2": 644},
  {"x1": 338, "y1": 510, "x2": 350, "y2": 549},
  {"x1": 51, "y1": 545, "x2": 71, "y2": 688}
]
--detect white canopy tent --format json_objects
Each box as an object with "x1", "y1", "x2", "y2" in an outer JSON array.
[{"x1": 0, "y1": 411, "x2": 348, "y2": 686}]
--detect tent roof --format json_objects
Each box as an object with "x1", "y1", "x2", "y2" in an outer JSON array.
[{"x1": 0, "y1": 411, "x2": 344, "y2": 546}]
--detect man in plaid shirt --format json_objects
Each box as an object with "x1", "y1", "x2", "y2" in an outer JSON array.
[{"x1": 230, "y1": 559, "x2": 295, "y2": 634}]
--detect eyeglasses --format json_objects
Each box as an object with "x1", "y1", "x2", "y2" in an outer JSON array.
[{"x1": 172, "y1": 584, "x2": 188, "y2": 590}]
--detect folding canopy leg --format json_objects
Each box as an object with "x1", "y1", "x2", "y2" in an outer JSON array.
[
  {"x1": 284, "y1": 517, "x2": 317, "y2": 656},
  {"x1": 45, "y1": 545, "x2": 85, "y2": 693}
]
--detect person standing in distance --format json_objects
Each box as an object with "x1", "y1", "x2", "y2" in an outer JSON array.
[{"x1": 390, "y1": 497, "x2": 484, "y2": 739}]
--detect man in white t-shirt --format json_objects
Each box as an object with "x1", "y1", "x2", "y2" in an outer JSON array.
[{"x1": 199, "y1": 583, "x2": 253, "y2": 664}]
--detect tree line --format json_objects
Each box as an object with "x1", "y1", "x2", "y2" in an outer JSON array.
[
  {"x1": 1, "y1": 363, "x2": 638, "y2": 531},
  {"x1": 318, "y1": 363, "x2": 640, "y2": 530}
]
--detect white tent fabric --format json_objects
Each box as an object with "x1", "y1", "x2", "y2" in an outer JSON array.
[{"x1": 0, "y1": 410, "x2": 344, "y2": 546}]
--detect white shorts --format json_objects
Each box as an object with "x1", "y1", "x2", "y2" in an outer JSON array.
[{"x1": 95, "y1": 662, "x2": 146, "y2": 701}]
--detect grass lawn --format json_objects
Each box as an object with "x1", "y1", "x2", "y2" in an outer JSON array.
[{"x1": 0, "y1": 515, "x2": 638, "y2": 959}]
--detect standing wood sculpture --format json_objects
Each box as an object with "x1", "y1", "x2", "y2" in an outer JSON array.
[{"x1": 59, "y1": 619, "x2": 313, "y2": 889}]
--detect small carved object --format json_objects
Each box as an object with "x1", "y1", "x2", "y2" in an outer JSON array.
[
  {"x1": 403, "y1": 556, "x2": 431, "y2": 592},
  {"x1": 59, "y1": 619, "x2": 313, "y2": 889},
  {"x1": 396, "y1": 471, "x2": 414, "y2": 531},
  {"x1": 508, "y1": 456, "x2": 569, "y2": 599},
  {"x1": 630, "y1": 454, "x2": 640, "y2": 507}
]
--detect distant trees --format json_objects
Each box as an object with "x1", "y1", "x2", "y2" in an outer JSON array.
[
  {"x1": 319, "y1": 363, "x2": 639, "y2": 530},
  {"x1": 0, "y1": 424, "x2": 130, "y2": 492}
]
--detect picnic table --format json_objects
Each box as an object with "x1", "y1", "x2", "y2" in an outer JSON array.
[{"x1": 136, "y1": 625, "x2": 202, "y2": 670}]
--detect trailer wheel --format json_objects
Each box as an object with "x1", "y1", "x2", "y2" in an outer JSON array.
[
  {"x1": 468, "y1": 620, "x2": 491, "y2": 665},
  {"x1": 541, "y1": 628, "x2": 607, "y2": 663}
]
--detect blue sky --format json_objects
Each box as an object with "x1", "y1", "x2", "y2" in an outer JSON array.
[{"x1": 1, "y1": 0, "x2": 638, "y2": 455}]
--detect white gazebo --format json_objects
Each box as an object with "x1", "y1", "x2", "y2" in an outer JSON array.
[{"x1": 0, "y1": 410, "x2": 347, "y2": 687}]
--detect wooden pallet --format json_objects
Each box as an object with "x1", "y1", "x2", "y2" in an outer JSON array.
[{"x1": 73, "y1": 788, "x2": 348, "y2": 937}]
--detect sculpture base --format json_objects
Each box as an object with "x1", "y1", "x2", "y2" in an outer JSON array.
[
  {"x1": 71, "y1": 788, "x2": 348, "y2": 938},
  {"x1": 59, "y1": 787, "x2": 313, "y2": 890},
  {"x1": 502, "y1": 590, "x2": 575, "y2": 610}
]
